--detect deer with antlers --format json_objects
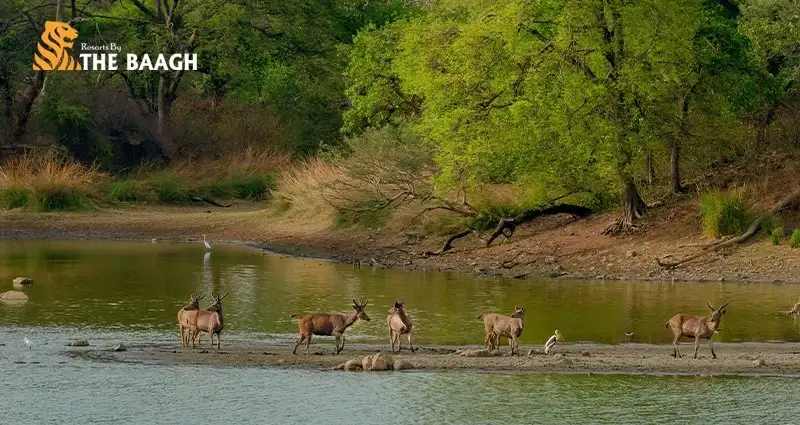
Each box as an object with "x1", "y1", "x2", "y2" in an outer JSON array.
[
  {"x1": 292, "y1": 298, "x2": 370, "y2": 355},
  {"x1": 177, "y1": 293, "x2": 205, "y2": 347},
  {"x1": 666, "y1": 301, "x2": 729, "y2": 359}
]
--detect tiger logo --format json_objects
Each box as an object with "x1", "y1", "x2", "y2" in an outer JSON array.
[{"x1": 32, "y1": 21, "x2": 82, "y2": 71}]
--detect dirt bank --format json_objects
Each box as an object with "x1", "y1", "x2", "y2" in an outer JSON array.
[
  {"x1": 73, "y1": 341, "x2": 800, "y2": 376},
  {"x1": 0, "y1": 198, "x2": 798, "y2": 283}
]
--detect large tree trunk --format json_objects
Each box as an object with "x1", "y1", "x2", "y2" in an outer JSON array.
[
  {"x1": 645, "y1": 151, "x2": 655, "y2": 185},
  {"x1": 10, "y1": 71, "x2": 46, "y2": 146},
  {"x1": 604, "y1": 180, "x2": 645, "y2": 235},
  {"x1": 670, "y1": 139, "x2": 681, "y2": 193},
  {"x1": 755, "y1": 106, "x2": 775, "y2": 149},
  {"x1": 156, "y1": 75, "x2": 179, "y2": 159}
]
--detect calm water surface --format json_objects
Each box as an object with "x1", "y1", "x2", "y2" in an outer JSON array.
[{"x1": 1, "y1": 239, "x2": 799, "y2": 424}]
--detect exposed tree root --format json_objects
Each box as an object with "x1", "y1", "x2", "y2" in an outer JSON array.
[
  {"x1": 190, "y1": 195, "x2": 232, "y2": 208},
  {"x1": 486, "y1": 204, "x2": 592, "y2": 247},
  {"x1": 422, "y1": 229, "x2": 474, "y2": 257},
  {"x1": 657, "y1": 188, "x2": 800, "y2": 269}
]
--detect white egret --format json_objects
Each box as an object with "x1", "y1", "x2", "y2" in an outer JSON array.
[
  {"x1": 24, "y1": 337, "x2": 33, "y2": 350},
  {"x1": 202, "y1": 234, "x2": 212, "y2": 251},
  {"x1": 544, "y1": 329, "x2": 563, "y2": 355}
]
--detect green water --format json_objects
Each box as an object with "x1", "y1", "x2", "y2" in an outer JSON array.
[
  {"x1": 1, "y1": 239, "x2": 799, "y2": 424},
  {"x1": 1, "y1": 239, "x2": 799, "y2": 345}
]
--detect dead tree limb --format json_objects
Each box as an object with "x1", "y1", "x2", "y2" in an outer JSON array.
[
  {"x1": 422, "y1": 229, "x2": 474, "y2": 257},
  {"x1": 657, "y1": 188, "x2": 800, "y2": 269},
  {"x1": 486, "y1": 204, "x2": 592, "y2": 247}
]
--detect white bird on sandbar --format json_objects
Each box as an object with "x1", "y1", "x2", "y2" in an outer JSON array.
[
  {"x1": 544, "y1": 329, "x2": 564, "y2": 355},
  {"x1": 202, "y1": 234, "x2": 212, "y2": 251},
  {"x1": 24, "y1": 337, "x2": 33, "y2": 350}
]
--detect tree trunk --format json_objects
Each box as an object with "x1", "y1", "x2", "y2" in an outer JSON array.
[
  {"x1": 670, "y1": 139, "x2": 681, "y2": 193},
  {"x1": 755, "y1": 106, "x2": 775, "y2": 149},
  {"x1": 156, "y1": 75, "x2": 178, "y2": 159},
  {"x1": 10, "y1": 72, "x2": 46, "y2": 146},
  {"x1": 645, "y1": 151, "x2": 655, "y2": 185},
  {"x1": 604, "y1": 180, "x2": 645, "y2": 235}
]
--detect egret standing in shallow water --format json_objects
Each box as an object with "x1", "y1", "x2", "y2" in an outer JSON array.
[
  {"x1": 24, "y1": 337, "x2": 33, "y2": 350},
  {"x1": 202, "y1": 234, "x2": 212, "y2": 251}
]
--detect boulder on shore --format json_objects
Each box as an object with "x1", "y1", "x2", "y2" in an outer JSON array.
[
  {"x1": 393, "y1": 359, "x2": 414, "y2": 371},
  {"x1": 370, "y1": 352, "x2": 394, "y2": 371},
  {"x1": 12, "y1": 277, "x2": 34, "y2": 289}
]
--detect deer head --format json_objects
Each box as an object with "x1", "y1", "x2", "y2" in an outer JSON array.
[
  {"x1": 512, "y1": 305, "x2": 525, "y2": 318},
  {"x1": 707, "y1": 301, "x2": 729, "y2": 322},
  {"x1": 208, "y1": 292, "x2": 228, "y2": 312},
  {"x1": 352, "y1": 298, "x2": 371, "y2": 321}
]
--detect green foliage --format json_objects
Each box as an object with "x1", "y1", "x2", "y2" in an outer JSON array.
[
  {"x1": 700, "y1": 190, "x2": 753, "y2": 238},
  {"x1": 31, "y1": 189, "x2": 91, "y2": 212},
  {"x1": 0, "y1": 187, "x2": 30, "y2": 210},
  {"x1": 202, "y1": 173, "x2": 275, "y2": 200},
  {"x1": 108, "y1": 179, "x2": 143, "y2": 203},
  {"x1": 155, "y1": 177, "x2": 191, "y2": 204},
  {"x1": 790, "y1": 229, "x2": 800, "y2": 248},
  {"x1": 770, "y1": 225, "x2": 784, "y2": 245}
]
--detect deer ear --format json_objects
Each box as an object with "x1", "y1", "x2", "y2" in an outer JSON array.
[{"x1": 707, "y1": 302, "x2": 715, "y2": 311}]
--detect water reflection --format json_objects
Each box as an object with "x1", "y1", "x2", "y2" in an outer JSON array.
[{"x1": 0, "y1": 239, "x2": 799, "y2": 345}]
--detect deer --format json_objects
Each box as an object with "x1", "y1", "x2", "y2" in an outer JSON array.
[
  {"x1": 177, "y1": 293, "x2": 204, "y2": 347},
  {"x1": 190, "y1": 292, "x2": 228, "y2": 349},
  {"x1": 666, "y1": 301, "x2": 729, "y2": 359},
  {"x1": 292, "y1": 298, "x2": 370, "y2": 355},
  {"x1": 479, "y1": 306, "x2": 525, "y2": 355},
  {"x1": 387, "y1": 300, "x2": 414, "y2": 353}
]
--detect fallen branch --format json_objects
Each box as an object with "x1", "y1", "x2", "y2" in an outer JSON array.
[
  {"x1": 486, "y1": 204, "x2": 592, "y2": 247},
  {"x1": 657, "y1": 188, "x2": 800, "y2": 269},
  {"x1": 423, "y1": 228, "x2": 474, "y2": 256}
]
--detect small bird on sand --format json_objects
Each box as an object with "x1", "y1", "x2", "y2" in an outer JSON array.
[{"x1": 24, "y1": 337, "x2": 33, "y2": 350}]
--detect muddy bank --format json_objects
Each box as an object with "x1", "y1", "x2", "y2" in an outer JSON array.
[
  {"x1": 1, "y1": 202, "x2": 799, "y2": 283},
  {"x1": 72, "y1": 342, "x2": 800, "y2": 377}
]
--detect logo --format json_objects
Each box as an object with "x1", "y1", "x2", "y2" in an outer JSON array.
[{"x1": 33, "y1": 21, "x2": 82, "y2": 71}]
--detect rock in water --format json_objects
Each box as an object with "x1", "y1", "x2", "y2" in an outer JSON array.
[
  {"x1": 344, "y1": 359, "x2": 363, "y2": 371},
  {"x1": 0, "y1": 290, "x2": 29, "y2": 301},
  {"x1": 361, "y1": 355, "x2": 373, "y2": 371},
  {"x1": 12, "y1": 277, "x2": 34, "y2": 289},
  {"x1": 393, "y1": 359, "x2": 414, "y2": 371},
  {"x1": 113, "y1": 343, "x2": 126, "y2": 352},
  {"x1": 69, "y1": 340, "x2": 90, "y2": 347}
]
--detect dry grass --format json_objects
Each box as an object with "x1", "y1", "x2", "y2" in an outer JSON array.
[
  {"x1": 0, "y1": 154, "x2": 105, "y2": 211},
  {"x1": 274, "y1": 158, "x2": 345, "y2": 217}
]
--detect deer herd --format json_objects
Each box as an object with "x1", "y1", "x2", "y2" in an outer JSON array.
[{"x1": 177, "y1": 293, "x2": 731, "y2": 359}]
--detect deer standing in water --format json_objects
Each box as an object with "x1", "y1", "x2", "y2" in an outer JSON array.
[{"x1": 292, "y1": 298, "x2": 370, "y2": 355}]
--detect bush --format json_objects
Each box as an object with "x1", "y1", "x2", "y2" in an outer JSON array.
[
  {"x1": 0, "y1": 186, "x2": 30, "y2": 209},
  {"x1": 155, "y1": 177, "x2": 190, "y2": 203},
  {"x1": 108, "y1": 179, "x2": 143, "y2": 202},
  {"x1": 0, "y1": 153, "x2": 101, "y2": 211},
  {"x1": 790, "y1": 229, "x2": 800, "y2": 248},
  {"x1": 770, "y1": 226, "x2": 784, "y2": 245},
  {"x1": 203, "y1": 173, "x2": 274, "y2": 200},
  {"x1": 699, "y1": 189, "x2": 752, "y2": 238}
]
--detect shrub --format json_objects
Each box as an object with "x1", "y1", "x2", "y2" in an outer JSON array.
[
  {"x1": 761, "y1": 213, "x2": 777, "y2": 236},
  {"x1": 108, "y1": 179, "x2": 143, "y2": 202},
  {"x1": 790, "y1": 229, "x2": 800, "y2": 248},
  {"x1": 0, "y1": 153, "x2": 102, "y2": 211},
  {"x1": 332, "y1": 197, "x2": 391, "y2": 229},
  {"x1": 0, "y1": 186, "x2": 30, "y2": 210},
  {"x1": 203, "y1": 173, "x2": 274, "y2": 200},
  {"x1": 155, "y1": 177, "x2": 190, "y2": 203},
  {"x1": 699, "y1": 189, "x2": 752, "y2": 238},
  {"x1": 770, "y1": 226, "x2": 784, "y2": 245}
]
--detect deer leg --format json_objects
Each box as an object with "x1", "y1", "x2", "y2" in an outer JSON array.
[
  {"x1": 693, "y1": 336, "x2": 700, "y2": 359},
  {"x1": 389, "y1": 328, "x2": 395, "y2": 352},
  {"x1": 293, "y1": 334, "x2": 305, "y2": 355},
  {"x1": 408, "y1": 331, "x2": 414, "y2": 353},
  {"x1": 709, "y1": 339, "x2": 716, "y2": 359},
  {"x1": 339, "y1": 335, "x2": 346, "y2": 354},
  {"x1": 672, "y1": 334, "x2": 681, "y2": 358},
  {"x1": 216, "y1": 333, "x2": 221, "y2": 350},
  {"x1": 305, "y1": 334, "x2": 312, "y2": 355},
  {"x1": 510, "y1": 335, "x2": 517, "y2": 355}
]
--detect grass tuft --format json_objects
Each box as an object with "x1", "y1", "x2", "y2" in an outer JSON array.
[
  {"x1": 790, "y1": 229, "x2": 800, "y2": 248},
  {"x1": 699, "y1": 189, "x2": 752, "y2": 239}
]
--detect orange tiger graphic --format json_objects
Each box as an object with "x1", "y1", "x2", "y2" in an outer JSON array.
[{"x1": 32, "y1": 21, "x2": 81, "y2": 71}]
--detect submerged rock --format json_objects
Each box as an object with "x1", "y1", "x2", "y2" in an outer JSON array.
[
  {"x1": 69, "y1": 340, "x2": 90, "y2": 347},
  {"x1": 0, "y1": 290, "x2": 29, "y2": 301}
]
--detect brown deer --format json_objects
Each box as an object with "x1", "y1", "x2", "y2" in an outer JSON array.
[
  {"x1": 666, "y1": 301, "x2": 729, "y2": 359},
  {"x1": 177, "y1": 293, "x2": 204, "y2": 347},
  {"x1": 387, "y1": 300, "x2": 414, "y2": 353},
  {"x1": 479, "y1": 306, "x2": 525, "y2": 355},
  {"x1": 292, "y1": 298, "x2": 370, "y2": 355},
  {"x1": 191, "y1": 292, "x2": 228, "y2": 349}
]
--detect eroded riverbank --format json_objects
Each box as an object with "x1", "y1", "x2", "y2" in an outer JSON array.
[{"x1": 73, "y1": 342, "x2": 800, "y2": 377}]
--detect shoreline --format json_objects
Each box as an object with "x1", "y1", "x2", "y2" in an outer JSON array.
[
  {"x1": 72, "y1": 342, "x2": 800, "y2": 377},
  {"x1": 1, "y1": 204, "x2": 798, "y2": 284}
]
